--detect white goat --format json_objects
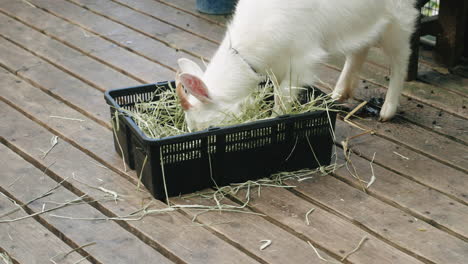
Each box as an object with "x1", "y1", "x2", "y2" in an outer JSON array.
[{"x1": 176, "y1": 0, "x2": 419, "y2": 131}]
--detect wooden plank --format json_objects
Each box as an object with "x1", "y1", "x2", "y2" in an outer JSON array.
[
  {"x1": 418, "y1": 63, "x2": 468, "y2": 98},
  {"x1": 0, "y1": 249, "x2": 18, "y2": 264},
  {"x1": 1, "y1": 0, "x2": 175, "y2": 83},
  {"x1": 334, "y1": 121, "x2": 468, "y2": 205},
  {"x1": 0, "y1": 62, "x2": 352, "y2": 264},
  {"x1": 0, "y1": 53, "x2": 424, "y2": 263},
  {"x1": 0, "y1": 144, "x2": 172, "y2": 264},
  {"x1": 0, "y1": 101, "x2": 261, "y2": 264},
  {"x1": 26, "y1": 0, "x2": 468, "y2": 148},
  {"x1": 172, "y1": 196, "x2": 340, "y2": 264},
  {"x1": 5, "y1": 0, "x2": 464, "y2": 200},
  {"x1": 4, "y1": 62, "x2": 466, "y2": 263},
  {"x1": 363, "y1": 47, "x2": 468, "y2": 98},
  {"x1": 26, "y1": 0, "x2": 201, "y2": 71},
  {"x1": 349, "y1": 112, "x2": 468, "y2": 172},
  {"x1": 4, "y1": 55, "x2": 468, "y2": 258},
  {"x1": 0, "y1": 60, "x2": 413, "y2": 263},
  {"x1": 314, "y1": 68, "x2": 467, "y2": 172},
  {"x1": 345, "y1": 45, "x2": 468, "y2": 99},
  {"x1": 67, "y1": 0, "x2": 218, "y2": 59},
  {"x1": 112, "y1": 0, "x2": 225, "y2": 43},
  {"x1": 64, "y1": 0, "x2": 468, "y2": 146},
  {"x1": 3, "y1": 1, "x2": 467, "y2": 242},
  {"x1": 0, "y1": 13, "x2": 139, "y2": 91},
  {"x1": 0, "y1": 8, "x2": 156, "y2": 87},
  {"x1": 291, "y1": 174, "x2": 468, "y2": 264},
  {"x1": 0, "y1": 149, "x2": 91, "y2": 264},
  {"x1": 315, "y1": 61, "x2": 468, "y2": 145},
  {"x1": 228, "y1": 188, "x2": 423, "y2": 264},
  {"x1": 0, "y1": 37, "x2": 111, "y2": 129},
  {"x1": 156, "y1": 0, "x2": 231, "y2": 25},
  {"x1": 335, "y1": 148, "x2": 468, "y2": 240},
  {"x1": 0, "y1": 69, "x2": 124, "y2": 175},
  {"x1": 4, "y1": 60, "x2": 467, "y2": 243},
  {"x1": 327, "y1": 55, "x2": 468, "y2": 119}
]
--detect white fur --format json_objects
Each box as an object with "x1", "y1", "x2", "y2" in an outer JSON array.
[{"x1": 178, "y1": 0, "x2": 419, "y2": 130}]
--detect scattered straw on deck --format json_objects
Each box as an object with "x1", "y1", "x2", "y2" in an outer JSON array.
[{"x1": 0, "y1": 252, "x2": 13, "y2": 264}]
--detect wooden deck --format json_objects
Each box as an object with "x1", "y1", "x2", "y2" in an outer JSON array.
[{"x1": 0, "y1": 1, "x2": 467, "y2": 263}]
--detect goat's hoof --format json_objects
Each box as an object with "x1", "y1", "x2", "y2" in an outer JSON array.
[
  {"x1": 379, "y1": 102, "x2": 397, "y2": 122},
  {"x1": 331, "y1": 91, "x2": 349, "y2": 102}
]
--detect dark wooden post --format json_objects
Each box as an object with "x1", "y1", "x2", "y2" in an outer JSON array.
[
  {"x1": 434, "y1": 0, "x2": 468, "y2": 67},
  {"x1": 407, "y1": 13, "x2": 422, "y2": 81},
  {"x1": 465, "y1": 9, "x2": 468, "y2": 57},
  {"x1": 407, "y1": 0, "x2": 431, "y2": 81}
]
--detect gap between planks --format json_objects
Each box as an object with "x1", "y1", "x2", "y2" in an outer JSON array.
[
  {"x1": 0, "y1": 12, "x2": 464, "y2": 175},
  {"x1": 0, "y1": 75, "x2": 460, "y2": 264},
  {"x1": 329, "y1": 167, "x2": 468, "y2": 243},
  {"x1": 107, "y1": 0, "x2": 220, "y2": 44},
  {"x1": 0, "y1": 95, "x2": 136, "y2": 186},
  {"x1": 0, "y1": 182, "x2": 102, "y2": 264},
  {"x1": 0, "y1": 246, "x2": 20, "y2": 264},
  {"x1": 29, "y1": 0, "x2": 468, "y2": 136},
  {"x1": 286, "y1": 188, "x2": 436, "y2": 264},
  {"x1": 2, "y1": 20, "x2": 467, "y2": 246},
  {"x1": 1, "y1": 94, "x2": 341, "y2": 264},
  {"x1": 2, "y1": 72, "x2": 464, "y2": 264},
  {"x1": 1, "y1": 0, "x2": 466, "y2": 258},
  {"x1": 5, "y1": 1, "x2": 179, "y2": 73},
  {"x1": 0, "y1": 139, "x2": 189, "y2": 264},
  {"x1": 0, "y1": 62, "x2": 112, "y2": 130},
  {"x1": 175, "y1": 209, "x2": 270, "y2": 264},
  {"x1": 0, "y1": 10, "x2": 148, "y2": 86},
  {"x1": 1, "y1": 1, "x2": 466, "y2": 221},
  {"x1": 65, "y1": 0, "x2": 211, "y2": 60},
  {"x1": 315, "y1": 83, "x2": 468, "y2": 174},
  {"x1": 3, "y1": 65, "x2": 467, "y2": 243},
  {"x1": 5, "y1": 1, "x2": 461, "y2": 137}
]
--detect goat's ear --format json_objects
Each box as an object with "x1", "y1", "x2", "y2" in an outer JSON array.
[
  {"x1": 176, "y1": 82, "x2": 192, "y2": 110},
  {"x1": 178, "y1": 58, "x2": 204, "y2": 77},
  {"x1": 179, "y1": 73, "x2": 211, "y2": 103}
]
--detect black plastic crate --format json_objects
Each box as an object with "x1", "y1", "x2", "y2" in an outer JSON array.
[{"x1": 105, "y1": 81, "x2": 337, "y2": 201}]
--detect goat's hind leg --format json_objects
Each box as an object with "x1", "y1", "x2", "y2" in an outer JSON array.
[
  {"x1": 379, "y1": 24, "x2": 412, "y2": 121},
  {"x1": 332, "y1": 47, "x2": 370, "y2": 101}
]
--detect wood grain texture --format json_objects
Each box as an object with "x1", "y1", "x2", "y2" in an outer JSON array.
[
  {"x1": 0, "y1": 147, "x2": 91, "y2": 264},
  {"x1": 68, "y1": 0, "x2": 218, "y2": 59},
  {"x1": 231, "y1": 187, "x2": 423, "y2": 264},
  {"x1": 334, "y1": 121, "x2": 468, "y2": 205},
  {"x1": 0, "y1": 136, "x2": 172, "y2": 264},
  {"x1": 1, "y1": 0, "x2": 467, "y2": 263},
  {"x1": 173, "y1": 195, "x2": 340, "y2": 264},
  {"x1": 0, "y1": 101, "x2": 261, "y2": 264},
  {"x1": 27, "y1": 0, "x2": 201, "y2": 71},
  {"x1": 292, "y1": 175, "x2": 468, "y2": 264},
  {"x1": 0, "y1": 10, "x2": 147, "y2": 86}
]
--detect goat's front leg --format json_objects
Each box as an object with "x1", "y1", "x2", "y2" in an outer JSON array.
[
  {"x1": 273, "y1": 78, "x2": 301, "y2": 116},
  {"x1": 332, "y1": 47, "x2": 370, "y2": 101}
]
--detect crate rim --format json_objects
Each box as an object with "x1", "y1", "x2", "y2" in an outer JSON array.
[{"x1": 104, "y1": 81, "x2": 336, "y2": 146}]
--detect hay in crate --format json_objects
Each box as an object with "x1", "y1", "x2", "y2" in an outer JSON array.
[{"x1": 119, "y1": 76, "x2": 336, "y2": 139}]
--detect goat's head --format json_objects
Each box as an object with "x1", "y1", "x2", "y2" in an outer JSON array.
[{"x1": 175, "y1": 58, "x2": 235, "y2": 131}]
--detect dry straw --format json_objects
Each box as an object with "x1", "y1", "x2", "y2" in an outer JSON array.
[
  {"x1": 117, "y1": 74, "x2": 337, "y2": 139},
  {"x1": 0, "y1": 253, "x2": 13, "y2": 264}
]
